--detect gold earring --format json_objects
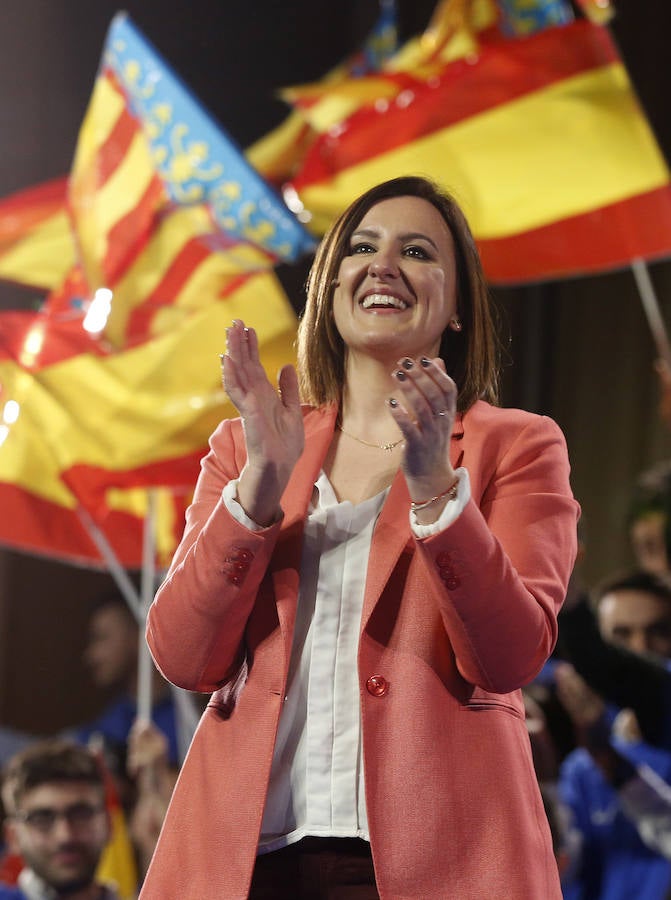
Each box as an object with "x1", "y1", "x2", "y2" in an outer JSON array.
[{"x1": 451, "y1": 318, "x2": 462, "y2": 331}]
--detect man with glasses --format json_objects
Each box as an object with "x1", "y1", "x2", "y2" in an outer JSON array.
[{"x1": 0, "y1": 740, "x2": 116, "y2": 900}]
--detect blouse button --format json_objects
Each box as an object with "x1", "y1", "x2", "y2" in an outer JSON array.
[{"x1": 366, "y1": 675, "x2": 389, "y2": 697}]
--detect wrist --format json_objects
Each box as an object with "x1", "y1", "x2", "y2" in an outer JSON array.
[
  {"x1": 410, "y1": 475, "x2": 460, "y2": 513},
  {"x1": 237, "y1": 464, "x2": 285, "y2": 527}
]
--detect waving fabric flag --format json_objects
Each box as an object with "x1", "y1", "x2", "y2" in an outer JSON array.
[
  {"x1": 66, "y1": 12, "x2": 313, "y2": 349},
  {"x1": 0, "y1": 269, "x2": 296, "y2": 568},
  {"x1": 247, "y1": 0, "x2": 399, "y2": 187},
  {"x1": 0, "y1": 13, "x2": 308, "y2": 567},
  {"x1": 0, "y1": 178, "x2": 73, "y2": 292},
  {"x1": 286, "y1": 16, "x2": 671, "y2": 283}
]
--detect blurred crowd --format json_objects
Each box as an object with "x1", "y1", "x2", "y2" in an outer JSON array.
[
  {"x1": 0, "y1": 586, "x2": 200, "y2": 898},
  {"x1": 524, "y1": 359, "x2": 671, "y2": 900},
  {"x1": 3, "y1": 362, "x2": 671, "y2": 898}
]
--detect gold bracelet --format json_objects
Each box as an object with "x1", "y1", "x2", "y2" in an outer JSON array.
[{"x1": 410, "y1": 476, "x2": 459, "y2": 512}]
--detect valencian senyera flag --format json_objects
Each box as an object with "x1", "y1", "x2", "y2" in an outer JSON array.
[
  {"x1": 281, "y1": 3, "x2": 671, "y2": 283},
  {"x1": 67, "y1": 11, "x2": 314, "y2": 348},
  {"x1": 0, "y1": 13, "x2": 312, "y2": 568}
]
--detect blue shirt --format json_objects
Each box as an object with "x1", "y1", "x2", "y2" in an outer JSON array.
[
  {"x1": 76, "y1": 692, "x2": 179, "y2": 766},
  {"x1": 560, "y1": 743, "x2": 671, "y2": 899}
]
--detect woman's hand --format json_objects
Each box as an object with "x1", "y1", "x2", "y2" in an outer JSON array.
[
  {"x1": 386, "y1": 356, "x2": 458, "y2": 522},
  {"x1": 222, "y1": 319, "x2": 304, "y2": 525}
]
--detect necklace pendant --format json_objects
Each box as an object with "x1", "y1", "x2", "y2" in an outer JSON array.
[{"x1": 382, "y1": 442, "x2": 395, "y2": 451}]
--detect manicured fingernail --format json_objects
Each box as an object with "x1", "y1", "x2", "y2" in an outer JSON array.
[
  {"x1": 395, "y1": 370, "x2": 406, "y2": 381},
  {"x1": 388, "y1": 397, "x2": 398, "y2": 408},
  {"x1": 420, "y1": 357, "x2": 431, "y2": 368},
  {"x1": 402, "y1": 358, "x2": 414, "y2": 370}
]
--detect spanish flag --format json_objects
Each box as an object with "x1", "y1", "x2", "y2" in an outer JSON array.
[{"x1": 287, "y1": 16, "x2": 671, "y2": 282}]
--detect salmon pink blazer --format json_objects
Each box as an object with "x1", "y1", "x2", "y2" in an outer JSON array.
[{"x1": 141, "y1": 400, "x2": 579, "y2": 899}]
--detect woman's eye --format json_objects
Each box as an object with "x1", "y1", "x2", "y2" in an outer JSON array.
[
  {"x1": 404, "y1": 245, "x2": 430, "y2": 259},
  {"x1": 350, "y1": 243, "x2": 375, "y2": 255}
]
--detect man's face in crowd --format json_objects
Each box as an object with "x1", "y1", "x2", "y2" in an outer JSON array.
[
  {"x1": 597, "y1": 587, "x2": 671, "y2": 658},
  {"x1": 5, "y1": 780, "x2": 110, "y2": 893}
]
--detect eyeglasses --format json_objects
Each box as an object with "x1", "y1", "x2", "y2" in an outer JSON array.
[{"x1": 13, "y1": 803, "x2": 105, "y2": 833}]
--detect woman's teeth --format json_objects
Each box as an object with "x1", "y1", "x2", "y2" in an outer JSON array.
[{"x1": 360, "y1": 294, "x2": 409, "y2": 310}]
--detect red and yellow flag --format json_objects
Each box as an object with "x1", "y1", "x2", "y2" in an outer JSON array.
[
  {"x1": 0, "y1": 14, "x2": 306, "y2": 568},
  {"x1": 286, "y1": 17, "x2": 671, "y2": 282},
  {"x1": 0, "y1": 178, "x2": 72, "y2": 291},
  {"x1": 0, "y1": 269, "x2": 295, "y2": 568}
]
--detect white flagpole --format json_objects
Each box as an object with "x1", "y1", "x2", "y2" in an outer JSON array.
[
  {"x1": 75, "y1": 505, "x2": 141, "y2": 620},
  {"x1": 631, "y1": 259, "x2": 671, "y2": 368},
  {"x1": 137, "y1": 489, "x2": 158, "y2": 724}
]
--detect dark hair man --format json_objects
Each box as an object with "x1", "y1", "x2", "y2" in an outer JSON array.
[{"x1": 0, "y1": 740, "x2": 116, "y2": 900}]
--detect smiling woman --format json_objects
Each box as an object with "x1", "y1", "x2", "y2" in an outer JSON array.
[{"x1": 140, "y1": 175, "x2": 579, "y2": 899}]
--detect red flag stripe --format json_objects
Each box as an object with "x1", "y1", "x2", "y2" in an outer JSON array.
[
  {"x1": 91, "y1": 72, "x2": 142, "y2": 189},
  {"x1": 478, "y1": 184, "x2": 671, "y2": 283},
  {"x1": 101, "y1": 174, "x2": 166, "y2": 283},
  {"x1": 292, "y1": 21, "x2": 622, "y2": 189},
  {"x1": 123, "y1": 237, "x2": 217, "y2": 340},
  {"x1": 0, "y1": 177, "x2": 68, "y2": 244},
  {"x1": 0, "y1": 310, "x2": 108, "y2": 367},
  {"x1": 62, "y1": 455, "x2": 204, "y2": 513},
  {"x1": 0, "y1": 483, "x2": 142, "y2": 568}
]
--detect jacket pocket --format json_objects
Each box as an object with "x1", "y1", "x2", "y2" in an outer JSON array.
[
  {"x1": 207, "y1": 657, "x2": 249, "y2": 720},
  {"x1": 460, "y1": 695, "x2": 523, "y2": 720}
]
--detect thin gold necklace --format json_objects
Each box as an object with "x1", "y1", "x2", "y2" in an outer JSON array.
[{"x1": 338, "y1": 425, "x2": 404, "y2": 452}]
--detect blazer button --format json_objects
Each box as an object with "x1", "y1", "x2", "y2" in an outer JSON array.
[
  {"x1": 445, "y1": 575, "x2": 461, "y2": 590},
  {"x1": 436, "y1": 551, "x2": 453, "y2": 566},
  {"x1": 366, "y1": 675, "x2": 389, "y2": 697},
  {"x1": 234, "y1": 547, "x2": 254, "y2": 562}
]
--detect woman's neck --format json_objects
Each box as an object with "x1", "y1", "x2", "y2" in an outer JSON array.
[{"x1": 340, "y1": 353, "x2": 401, "y2": 437}]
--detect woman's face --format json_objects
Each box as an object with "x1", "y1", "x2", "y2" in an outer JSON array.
[{"x1": 332, "y1": 195, "x2": 458, "y2": 363}]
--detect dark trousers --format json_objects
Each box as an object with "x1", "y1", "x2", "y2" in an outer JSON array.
[{"x1": 248, "y1": 837, "x2": 380, "y2": 900}]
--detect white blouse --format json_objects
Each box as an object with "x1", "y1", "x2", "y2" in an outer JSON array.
[{"x1": 222, "y1": 467, "x2": 470, "y2": 853}]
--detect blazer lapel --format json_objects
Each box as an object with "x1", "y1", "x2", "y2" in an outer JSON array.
[
  {"x1": 361, "y1": 413, "x2": 465, "y2": 630},
  {"x1": 271, "y1": 404, "x2": 338, "y2": 655}
]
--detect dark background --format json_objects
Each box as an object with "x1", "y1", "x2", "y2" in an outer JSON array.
[{"x1": 0, "y1": 0, "x2": 670, "y2": 733}]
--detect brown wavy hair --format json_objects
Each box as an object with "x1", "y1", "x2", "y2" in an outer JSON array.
[{"x1": 296, "y1": 176, "x2": 500, "y2": 413}]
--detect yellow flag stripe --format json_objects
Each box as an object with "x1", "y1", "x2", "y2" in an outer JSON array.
[
  {"x1": 0, "y1": 211, "x2": 75, "y2": 289},
  {"x1": 105, "y1": 206, "x2": 272, "y2": 344},
  {"x1": 300, "y1": 63, "x2": 670, "y2": 239},
  {"x1": 0, "y1": 274, "x2": 297, "y2": 486}
]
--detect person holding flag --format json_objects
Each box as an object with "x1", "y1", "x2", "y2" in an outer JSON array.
[{"x1": 141, "y1": 175, "x2": 579, "y2": 898}]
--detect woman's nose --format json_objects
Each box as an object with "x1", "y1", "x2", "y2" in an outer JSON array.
[{"x1": 369, "y1": 256, "x2": 399, "y2": 278}]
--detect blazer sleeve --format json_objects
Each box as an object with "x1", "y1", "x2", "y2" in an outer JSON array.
[
  {"x1": 146, "y1": 418, "x2": 283, "y2": 692},
  {"x1": 415, "y1": 413, "x2": 579, "y2": 693}
]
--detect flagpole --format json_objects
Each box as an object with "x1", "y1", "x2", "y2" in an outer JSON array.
[
  {"x1": 75, "y1": 505, "x2": 141, "y2": 620},
  {"x1": 137, "y1": 489, "x2": 157, "y2": 724},
  {"x1": 631, "y1": 258, "x2": 671, "y2": 368}
]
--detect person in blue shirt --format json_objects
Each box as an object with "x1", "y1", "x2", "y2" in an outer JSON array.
[
  {"x1": 558, "y1": 570, "x2": 671, "y2": 899},
  {"x1": 75, "y1": 592, "x2": 180, "y2": 774}
]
